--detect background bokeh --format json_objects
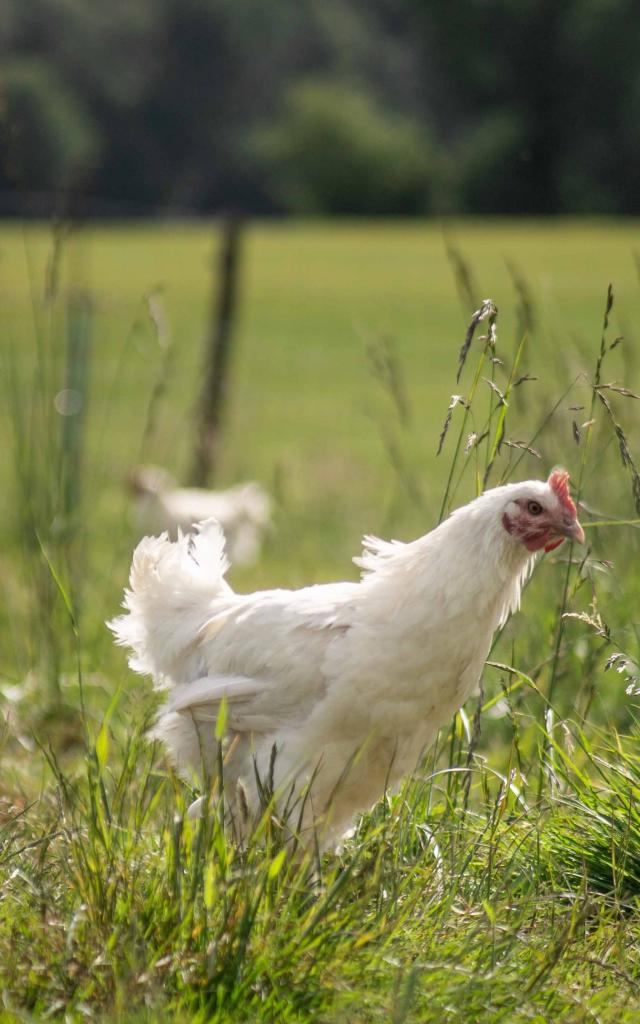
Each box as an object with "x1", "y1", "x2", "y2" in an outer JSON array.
[{"x1": 2, "y1": 0, "x2": 640, "y2": 217}]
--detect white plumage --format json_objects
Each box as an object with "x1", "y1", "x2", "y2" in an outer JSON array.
[
  {"x1": 110, "y1": 472, "x2": 583, "y2": 850},
  {"x1": 128, "y1": 465, "x2": 271, "y2": 566}
]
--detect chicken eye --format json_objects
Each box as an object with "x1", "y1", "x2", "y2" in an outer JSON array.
[{"x1": 527, "y1": 500, "x2": 543, "y2": 515}]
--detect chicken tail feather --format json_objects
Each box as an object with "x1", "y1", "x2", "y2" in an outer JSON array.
[{"x1": 108, "y1": 518, "x2": 231, "y2": 683}]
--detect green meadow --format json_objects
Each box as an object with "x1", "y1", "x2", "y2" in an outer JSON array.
[{"x1": 2, "y1": 219, "x2": 640, "y2": 1021}]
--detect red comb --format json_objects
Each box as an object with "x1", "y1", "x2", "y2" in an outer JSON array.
[{"x1": 548, "y1": 469, "x2": 576, "y2": 515}]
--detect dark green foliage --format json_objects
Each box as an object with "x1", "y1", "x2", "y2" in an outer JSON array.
[
  {"x1": 256, "y1": 80, "x2": 433, "y2": 215},
  {"x1": 3, "y1": 0, "x2": 640, "y2": 214},
  {"x1": 2, "y1": 59, "x2": 99, "y2": 192}
]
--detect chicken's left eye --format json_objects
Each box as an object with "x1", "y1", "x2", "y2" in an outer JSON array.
[{"x1": 528, "y1": 500, "x2": 543, "y2": 515}]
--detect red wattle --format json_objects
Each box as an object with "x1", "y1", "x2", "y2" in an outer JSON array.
[{"x1": 544, "y1": 536, "x2": 565, "y2": 552}]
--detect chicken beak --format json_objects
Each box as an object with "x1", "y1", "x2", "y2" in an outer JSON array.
[{"x1": 560, "y1": 518, "x2": 585, "y2": 545}]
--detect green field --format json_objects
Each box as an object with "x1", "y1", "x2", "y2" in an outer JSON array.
[{"x1": 2, "y1": 219, "x2": 640, "y2": 1021}]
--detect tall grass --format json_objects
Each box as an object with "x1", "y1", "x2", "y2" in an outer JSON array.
[
  {"x1": 2, "y1": 234, "x2": 93, "y2": 705},
  {"x1": 1, "y1": 224, "x2": 640, "y2": 1021}
]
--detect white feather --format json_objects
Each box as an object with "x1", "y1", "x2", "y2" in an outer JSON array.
[
  {"x1": 167, "y1": 676, "x2": 259, "y2": 714},
  {"x1": 109, "y1": 519, "x2": 231, "y2": 682}
]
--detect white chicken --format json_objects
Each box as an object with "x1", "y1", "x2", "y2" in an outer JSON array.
[
  {"x1": 110, "y1": 470, "x2": 584, "y2": 850},
  {"x1": 128, "y1": 465, "x2": 271, "y2": 567}
]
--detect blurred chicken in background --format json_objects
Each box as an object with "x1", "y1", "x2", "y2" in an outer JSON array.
[{"x1": 128, "y1": 465, "x2": 271, "y2": 567}]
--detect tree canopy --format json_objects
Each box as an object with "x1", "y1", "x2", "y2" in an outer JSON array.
[{"x1": 1, "y1": 0, "x2": 638, "y2": 216}]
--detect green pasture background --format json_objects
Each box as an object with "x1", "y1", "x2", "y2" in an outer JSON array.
[
  {"x1": 2, "y1": 219, "x2": 640, "y2": 699},
  {"x1": 1, "y1": 218, "x2": 638, "y2": 688},
  {"x1": 3, "y1": 219, "x2": 640, "y2": 1021}
]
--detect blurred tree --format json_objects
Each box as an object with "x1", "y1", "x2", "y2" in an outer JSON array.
[
  {"x1": 2, "y1": 58, "x2": 99, "y2": 193},
  {"x1": 554, "y1": 0, "x2": 640, "y2": 214},
  {"x1": 1, "y1": 0, "x2": 639, "y2": 215},
  {"x1": 0, "y1": 0, "x2": 160, "y2": 209},
  {"x1": 256, "y1": 79, "x2": 433, "y2": 215},
  {"x1": 0, "y1": 0, "x2": 435, "y2": 215},
  {"x1": 409, "y1": 0, "x2": 640, "y2": 214}
]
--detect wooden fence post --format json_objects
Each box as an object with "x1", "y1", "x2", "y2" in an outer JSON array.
[{"x1": 190, "y1": 214, "x2": 242, "y2": 487}]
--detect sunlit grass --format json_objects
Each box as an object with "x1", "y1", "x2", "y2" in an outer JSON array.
[{"x1": 1, "y1": 219, "x2": 640, "y2": 1021}]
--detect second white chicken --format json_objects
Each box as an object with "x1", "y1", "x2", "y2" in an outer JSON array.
[{"x1": 128, "y1": 465, "x2": 271, "y2": 566}]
